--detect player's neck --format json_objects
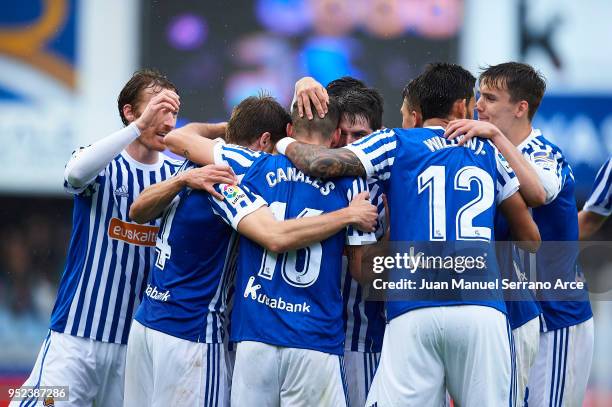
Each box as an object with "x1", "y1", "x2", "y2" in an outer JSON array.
[
  {"x1": 505, "y1": 121, "x2": 533, "y2": 147},
  {"x1": 125, "y1": 139, "x2": 159, "y2": 164},
  {"x1": 422, "y1": 118, "x2": 450, "y2": 128}
]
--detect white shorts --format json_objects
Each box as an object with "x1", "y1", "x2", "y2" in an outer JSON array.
[
  {"x1": 344, "y1": 350, "x2": 380, "y2": 407},
  {"x1": 513, "y1": 316, "x2": 540, "y2": 407},
  {"x1": 10, "y1": 330, "x2": 126, "y2": 407},
  {"x1": 124, "y1": 320, "x2": 227, "y2": 407},
  {"x1": 224, "y1": 345, "x2": 236, "y2": 407},
  {"x1": 527, "y1": 317, "x2": 594, "y2": 407},
  {"x1": 366, "y1": 305, "x2": 512, "y2": 407},
  {"x1": 231, "y1": 341, "x2": 349, "y2": 407}
]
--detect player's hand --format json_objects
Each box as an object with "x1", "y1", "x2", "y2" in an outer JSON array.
[
  {"x1": 348, "y1": 192, "x2": 378, "y2": 232},
  {"x1": 295, "y1": 77, "x2": 328, "y2": 120},
  {"x1": 180, "y1": 164, "x2": 237, "y2": 200},
  {"x1": 134, "y1": 89, "x2": 181, "y2": 132},
  {"x1": 444, "y1": 119, "x2": 503, "y2": 145}
]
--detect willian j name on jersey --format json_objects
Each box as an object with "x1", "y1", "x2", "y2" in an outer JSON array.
[{"x1": 423, "y1": 136, "x2": 487, "y2": 155}]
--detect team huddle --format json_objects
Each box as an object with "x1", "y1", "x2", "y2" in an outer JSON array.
[{"x1": 11, "y1": 61, "x2": 605, "y2": 406}]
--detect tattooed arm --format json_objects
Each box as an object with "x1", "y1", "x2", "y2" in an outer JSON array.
[{"x1": 284, "y1": 142, "x2": 366, "y2": 179}]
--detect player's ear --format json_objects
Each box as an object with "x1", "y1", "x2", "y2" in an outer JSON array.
[
  {"x1": 409, "y1": 111, "x2": 418, "y2": 128},
  {"x1": 330, "y1": 127, "x2": 341, "y2": 148},
  {"x1": 123, "y1": 104, "x2": 137, "y2": 123},
  {"x1": 516, "y1": 100, "x2": 529, "y2": 119},
  {"x1": 415, "y1": 111, "x2": 423, "y2": 128},
  {"x1": 450, "y1": 99, "x2": 467, "y2": 120},
  {"x1": 286, "y1": 123, "x2": 294, "y2": 137},
  {"x1": 259, "y1": 132, "x2": 272, "y2": 149}
]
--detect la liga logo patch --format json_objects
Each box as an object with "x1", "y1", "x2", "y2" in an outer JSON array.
[
  {"x1": 222, "y1": 185, "x2": 238, "y2": 199},
  {"x1": 220, "y1": 184, "x2": 249, "y2": 208}
]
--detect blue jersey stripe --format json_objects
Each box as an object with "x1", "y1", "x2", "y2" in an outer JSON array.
[
  {"x1": 70, "y1": 175, "x2": 107, "y2": 336},
  {"x1": 120, "y1": 168, "x2": 146, "y2": 344},
  {"x1": 82, "y1": 160, "x2": 116, "y2": 338},
  {"x1": 95, "y1": 161, "x2": 126, "y2": 340}
]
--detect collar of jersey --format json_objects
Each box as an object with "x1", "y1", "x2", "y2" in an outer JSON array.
[
  {"x1": 424, "y1": 125, "x2": 446, "y2": 131},
  {"x1": 517, "y1": 128, "x2": 543, "y2": 151},
  {"x1": 120, "y1": 150, "x2": 167, "y2": 170}
]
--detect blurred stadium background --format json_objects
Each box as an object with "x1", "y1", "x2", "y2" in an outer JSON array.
[{"x1": 0, "y1": 0, "x2": 611, "y2": 405}]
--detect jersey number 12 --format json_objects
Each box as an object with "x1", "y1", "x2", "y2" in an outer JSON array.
[{"x1": 417, "y1": 165, "x2": 494, "y2": 241}]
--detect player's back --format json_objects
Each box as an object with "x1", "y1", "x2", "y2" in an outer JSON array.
[
  {"x1": 231, "y1": 154, "x2": 373, "y2": 355},
  {"x1": 357, "y1": 126, "x2": 518, "y2": 320},
  {"x1": 134, "y1": 161, "x2": 239, "y2": 343}
]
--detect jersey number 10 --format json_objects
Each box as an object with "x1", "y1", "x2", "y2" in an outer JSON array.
[{"x1": 257, "y1": 202, "x2": 324, "y2": 288}]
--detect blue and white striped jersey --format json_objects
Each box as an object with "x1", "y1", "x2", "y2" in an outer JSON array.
[
  {"x1": 212, "y1": 143, "x2": 377, "y2": 355},
  {"x1": 51, "y1": 149, "x2": 182, "y2": 344},
  {"x1": 495, "y1": 213, "x2": 541, "y2": 330},
  {"x1": 584, "y1": 157, "x2": 612, "y2": 216},
  {"x1": 516, "y1": 129, "x2": 592, "y2": 331},
  {"x1": 344, "y1": 126, "x2": 519, "y2": 320},
  {"x1": 135, "y1": 160, "x2": 265, "y2": 343},
  {"x1": 342, "y1": 177, "x2": 386, "y2": 353}
]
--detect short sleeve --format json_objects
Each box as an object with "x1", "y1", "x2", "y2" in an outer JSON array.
[
  {"x1": 343, "y1": 128, "x2": 399, "y2": 180},
  {"x1": 209, "y1": 183, "x2": 267, "y2": 230},
  {"x1": 368, "y1": 178, "x2": 387, "y2": 240},
  {"x1": 494, "y1": 149, "x2": 520, "y2": 205},
  {"x1": 584, "y1": 158, "x2": 612, "y2": 216},
  {"x1": 344, "y1": 177, "x2": 378, "y2": 246},
  {"x1": 526, "y1": 146, "x2": 563, "y2": 204},
  {"x1": 213, "y1": 142, "x2": 262, "y2": 181}
]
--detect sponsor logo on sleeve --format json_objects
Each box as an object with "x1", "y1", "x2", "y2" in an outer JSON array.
[{"x1": 532, "y1": 151, "x2": 556, "y2": 171}]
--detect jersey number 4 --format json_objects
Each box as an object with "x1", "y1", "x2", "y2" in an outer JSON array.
[
  {"x1": 418, "y1": 165, "x2": 494, "y2": 241},
  {"x1": 257, "y1": 202, "x2": 323, "y2": 288}
]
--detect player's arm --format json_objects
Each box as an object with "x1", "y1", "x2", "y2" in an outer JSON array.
[
  {"x1": 499, "y1": 192, "x2": 541, "y2": 252},
  {"x1": 65, "y1": 89, "x2": 180, "y2": 189},
  {"x1": 237, "y1": 192, "x2": 377, "y2": 253},
  {"x1": 578, "y1": 210, "x2": 607, "y2": 240},
  {"x1": 164, "y1": 123, "x2": 225, "y2": 165},
  {"x1": 445, "y1": 119, "x2": 547, "y2": 207},
  {"x1": 579, "y1": 158, "x2": 611, "y2": 239},
  {"x1": 129, "y1": 164, "x2": 237, "y2": 223},
  {"x1": 292, "y1": 76, "x2": 329, "y2": 119},
  {"x1": 277, "y1": 138, "x2": 367, "y2": 179}
]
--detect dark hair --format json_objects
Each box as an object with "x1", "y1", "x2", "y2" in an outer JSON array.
[
  {"x1": 402, "y1": 76, "x2": 422, "y2": 113},
  {"x1": 291, "y1": 98, "x2": 341, "y2": 140},
  {"x1": 226, "y1": 94, "x2": 291, "y2": 146},
  {"x1": 417, "y1": 62, "x2": 476, "y2": 121},
  {"x1": 117, "y1": 69, "x2": 177, "y2": 126},
  {"x1": 479, "y1": 62, "x2": 546, "y2": 121},
  {"x1": 326, "y1": 76, "x2": 368, "y2": 99},
  {"x1": 324, "y1": 76, "x2": 384, "y2": 130},
  {"x1": 336, "y1": 87, "x2": 384, "y2": 131}
]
